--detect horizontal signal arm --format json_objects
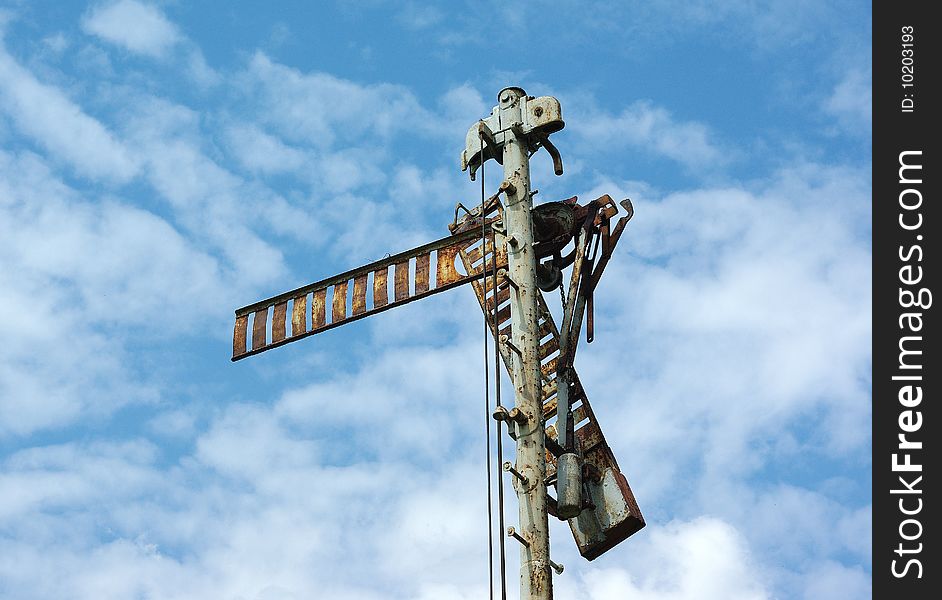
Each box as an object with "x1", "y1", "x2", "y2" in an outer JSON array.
[{"x1": 232, "y1": 225, "x2": 506, "y2": 361}]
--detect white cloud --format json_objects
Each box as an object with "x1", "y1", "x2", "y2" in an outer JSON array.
[
  {"x1": 147, "y1": 407, "x2": 198, "y2": 438},
  {"x1": 224, "y1": 123, "x2": 309, "y2": 175},
  {"x1": 541, "y1": 1, "x2": 851, "y2": 54},
  {"x1": 396, "y1": 2, "x2": 445, "y2": 30},
  {"x1": 0, "y1": 440, "x2": 160, "y2": 520},
  {"x1": 82, "y1": 0, "x2": 181, "y2": 58},
  {"x1": 0, "y1": 396, "x2": 493, "y2": 599},
  {"x1": 240, "y1": 53, "x2": 440, "y2": 148},
  {"x1": 116, "y1": 94, "x2": 292, "y2": 292},
  {"x1": 0, "y1": 143, "x2": 227, "y2": 327},
  {"x1": 824, "y1": 68, "x2": 872, "y2": 133},
  {"x1": 276, "y1": 340, "x2": 481, "y2": 462},
  {"x1": 800, "y1": 561, "x2": 871, "y2": 600},
  {"x1": 578, "y1": 163, "x2": 870, "y2": 479},
  {"x1": 437, "y1": 83, "x2": 487, "y2": 136},
  {"x1": 0, "y1": 42, "x2": 138, "y2": 182},
  {"x1": 700, "y1": 480, "x2": 872, "y2": 596},
  {"x1": 195, "y1": 403, "x2": 320, "y2": 481},
  {"x1": 0, "y1": 146, "x2": 237, "y2": 437},
  {"x1": 186, "y1": 48, "x2": 220, "y2": 88},
  {"x1": 41, "y1": 32, "x2": 69, "y2": 55},
  {"x1": 561, "y1": 518, "x2": 769, "y2": 600},
  {"x1": 571, "y1": 100, "x2": 725, "y2": 169}
]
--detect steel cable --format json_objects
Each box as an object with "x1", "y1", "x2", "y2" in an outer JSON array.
[{"x1": 480, "y1": 132, "x2": 495, "y2": 600}]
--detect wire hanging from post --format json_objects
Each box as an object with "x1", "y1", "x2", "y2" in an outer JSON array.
[{"x1": 480, "y1": 132, "x2": 495, "y2": 600}]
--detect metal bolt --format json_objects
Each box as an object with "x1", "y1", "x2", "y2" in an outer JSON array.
[
  {"x1": 507, "y1": 526, "x2": 530, "y2": 547},
  {"x1": 499, "y1": 180, "x2": 517, "y2": 196},
  {"x1": 503, "y1": 461, "x2": 529, "y2": 485},
  {"x1": 549, "y1": 560, "x2": 564, "y2": 575}
]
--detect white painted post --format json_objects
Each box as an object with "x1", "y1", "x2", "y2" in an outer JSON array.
[{"x1": 496, "y1": 86, "x2": 553, "y2": 600}]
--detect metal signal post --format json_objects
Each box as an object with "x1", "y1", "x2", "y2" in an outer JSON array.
[
  {"x1": 232, "y1": 85, "x2": 646, "y2": 600},
  {"x1": 493, "y1": 87, "x2": 552, "y2": 599}
]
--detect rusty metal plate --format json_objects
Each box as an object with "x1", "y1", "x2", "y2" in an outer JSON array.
[
  {"x1": 291, "y1": 295, "x2": 306, "y2": 336},
  {"x1": 252, "y1": 308, "x2": 267, "y2": 350},
  {"x1": 272, "y1": 302, "x2": 287, "y2": 343},
  {"x1": 373, "y1": 268, "x2": 388, "y2": 308},
  {"x1": 570, "y1": 467, "x2": 645, "y2": 560},
  {"x1": 394, "y1": 261, "x2": 409, "y2": 302},
  {"x1": 436, "y1": 244, "x2": 462, "y2": 287},
  {"x1": 352, "y1": 274, "x2": 368, "y2": 316},
  {"x1": 332, "y1": 280, "x2": 348, "y2": 323},
  {"x1": 415, "y1": 253, "x2": 430, "y2": 293},
  {"x1": 312, "y1": 289, "x2": 327, "y2": 329},
  {"x1": 233, "y1": 314, "x2": 248, "y2": 358}
]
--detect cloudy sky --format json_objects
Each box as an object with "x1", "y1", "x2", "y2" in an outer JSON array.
[{"x1": 0, "y1": 1, "x2": 871, "y2": 598}]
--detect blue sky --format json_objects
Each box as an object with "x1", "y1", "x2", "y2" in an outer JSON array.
[{"x1": 0, "y1": 1, "x2": 871, "y2": 598}]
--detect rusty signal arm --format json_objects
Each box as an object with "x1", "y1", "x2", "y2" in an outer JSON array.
[
  {"x1": 456, "y1": 195, "x2": 644, "y2": 561},
  {"x1": 231, "y1": 192, "x2": 585, "y2": 362},
  {"x1": 231, "y1": 195, "x2": 632, "y2": 363},
  {"x1": 231, "y1": 223, "x2": 507, "y2": 361}
]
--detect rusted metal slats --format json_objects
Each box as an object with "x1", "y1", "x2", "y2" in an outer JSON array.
[
  {"x1": 272, "y1": 302, "x2": 287, "y2": 343},
  {"x1": 436, "y1": 245, "x2": 462, "y2": 287},
  {"x1": 233, "y1": 315, "x2": 248, "y2": 358},
  {"x1": 352, "y1": 274, "x2": 368, "y2": 316},
  {"x1": 332, "y1": 281, "x2": 348, "y2": 323},
  {"x1": 312, "y1": 289, "x2": 326, "y2": 329},
  {"x1": 394, "y1": 261, "x2": 409, "y2": 302},
  {"x1": 232, "y1": 226, "x2": 504, "y2": 361},
  {"x1": 252, "y1": 308, "x2": 267, "y2": 350},
  {"x1": 291, "y1": 295, "x2": 306, "y2": 336},
  {"x1": 373, "y1": 268, "x2": 388, "y2": 308},
  {"x1": 415, "y1": 254, "x2": 430, "y2": 293},
  {"x1": 485, "y1": 286, "x2": 511, "y2": 312},
  {"x1": 464, "y1": 238, "x2": 499, "y2": 266}
]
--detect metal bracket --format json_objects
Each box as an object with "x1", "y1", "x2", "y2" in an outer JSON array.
[
  {"x1": 493, "y1": 405, "x2": 528, "y2": 425},
  {"x1": 460, "y1": 92, "x2": 565, "y2": 181}
]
